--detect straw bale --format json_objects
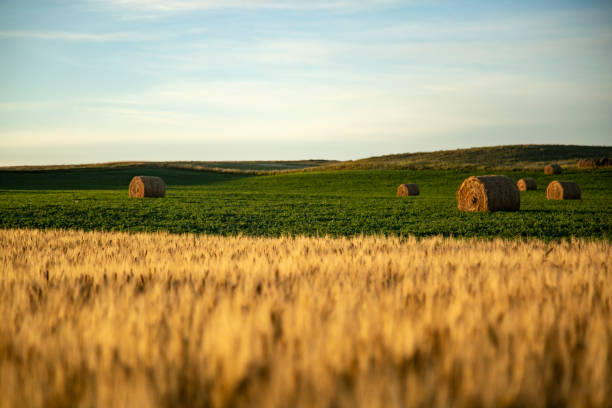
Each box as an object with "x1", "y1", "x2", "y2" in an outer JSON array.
[
  {"x1": 129, "y1": 176, "x2": 166, "y2": 198},
  {"x1": 578, "y1": 159, "x2": 596, "y2": 169},
  {"x1": 544, "y1": 164, "x2": 562, "y2": 175},
  {"x1": 397, "y1": 183, "x2": 420, "y2": 196},
  {"x1": 517, "y1": 178, "x2": 537, "y2": 191},
  {"x1": 578, "y1": 158, "x2": 610, "y2": 168},
  {"x1": 546, "y1": 181, "x2": 581, "y2": 200},
  {"x1": 457, "y1": 175, "x2": 520, "y2": 212},
  {"x1": 596, "y1": 157, "x2": 611, "y2": 167}
]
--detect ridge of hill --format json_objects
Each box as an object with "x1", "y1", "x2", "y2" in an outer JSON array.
[
  {"x1": 0, "y1": 160, "x2": 335, "y2": 173},
  {"x1": 1, "y1": 145, "x2": 610, "y2": 173},
  {"x1": 315, "y1": 144, "x2": 612, "y2": 171}
]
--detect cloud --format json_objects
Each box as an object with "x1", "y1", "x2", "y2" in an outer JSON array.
[
  {"x1": 0, "y1": 102, "x2": 52, "y2": 110},
  {"x1": 2, "y1": 70, "x2": 611, "y2": 164},
  {"x1": 71, "y1": 69, "x2": 612, "y2": 144},
  {"x1": 100, "y1": 0, "x2": 399, "y2": 12},
  {"x1": 86, "y1": 106, "x2": 197, "y2": 126},
  {"x1": 0, "y1": 30, "x2": 150, "y2": 42},
  {"x1": 90, "y1": 6, "x2": 611, "y2": 79}
]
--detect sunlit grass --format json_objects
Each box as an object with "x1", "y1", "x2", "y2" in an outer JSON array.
[{"x1": 1, "y1": 229, "x2": 610, "y2": 407}]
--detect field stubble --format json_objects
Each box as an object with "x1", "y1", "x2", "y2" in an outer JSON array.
[{"x1": 0, "y1": 229, "x2": 610, "y2": 407}]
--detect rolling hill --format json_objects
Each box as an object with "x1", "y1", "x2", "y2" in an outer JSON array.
[
  {"x1": 315, "y1": 144, "x2": 612, "y2": 171},
  {"x1": 1, "y1": 144, "x2": 610, "y2": 173}
]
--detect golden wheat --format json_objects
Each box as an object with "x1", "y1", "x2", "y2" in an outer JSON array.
[{"x1": 0, "y1": 229, "x2": 610, "y2": 408}]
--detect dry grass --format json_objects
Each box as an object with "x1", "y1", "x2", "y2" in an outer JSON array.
[{"x1": 0, "y1": 229, "x2": 610, "y2": 408}]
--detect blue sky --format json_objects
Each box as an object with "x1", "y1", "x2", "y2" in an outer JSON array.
[{"x1": 1, "y1": 0, "x2": 611, "y2": 165}]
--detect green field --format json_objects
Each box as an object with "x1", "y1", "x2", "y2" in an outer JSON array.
[{"x1": 1, "y1": 165, "x2": 610, "y2": 240}]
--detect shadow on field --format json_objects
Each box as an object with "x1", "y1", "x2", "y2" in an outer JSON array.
[{"x1": 0, "y1": 165, "x2": 251, "y2": 190}]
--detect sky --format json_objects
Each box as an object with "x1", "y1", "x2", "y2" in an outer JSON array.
[{"x1": 1, "y1": 0, "x2": 611, "y2": 165}]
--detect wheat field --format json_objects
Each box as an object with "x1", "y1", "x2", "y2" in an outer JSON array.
[{"x1": 0, "y1": 229, "x2": 610, "y2": 408}]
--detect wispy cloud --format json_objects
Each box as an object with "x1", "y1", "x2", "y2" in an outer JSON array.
[
  {"x1": 71, "y1": 69, "x2": 612, "y2": 144},
  {"x1": 0, "y1": 30, "x2": 150, "y2": 42},
  {"x1": 87, "y1": 106, "x2": 197, "y2": 126},
  {"x1": 0, "y1": 101, "x2": 53, "y2": 110},
  {"x1": 100, "y1": 0, "x2": 399, "y2": 12},
  {"x1": 85, "y1": 7, "x2": 611, "y2": 79}
]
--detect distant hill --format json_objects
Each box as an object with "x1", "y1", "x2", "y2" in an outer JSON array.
[
  {"x1": 165, "y1": 160, "x2": 336, "y2": 172},
  {"x1": 0, "y1": 160, "x2": 335, "y2": 173},
  {"x1": 316, "y1": 145, "x2": 612, "y2": 171},
  {"x1": 2, "y1": 145, "x2": 610, "y2": 173}
]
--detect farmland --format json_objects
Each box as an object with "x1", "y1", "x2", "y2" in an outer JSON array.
[
  {"x1": 0, "y1": 165, "x2": 610, "y2": 240},
  {"x1": 1, "y1": 229, "x2": 610, "y2": 407},
  {"x1": 1, "y1": 146, "x2": 611, "y2": 407}
]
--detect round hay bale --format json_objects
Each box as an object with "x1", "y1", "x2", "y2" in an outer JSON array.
[
  {"x1": 578, "y1": 159, "x2": 596, "y2": 169},
  {"x1": 579, "y1": 158, "x2": 611, "y2": 168},
  {"x1": 397, "y1": 183, "x2": 420, "y2": 196},
  {"x1": 457, "y1": 175, "x2": 520, "y2": 212},
  {"x1": 544, "y1": 164, "x2": 562, "y2": 175},
  {"x1": 129, "y1": 176, "x2": 166, "y2": 198},
  {"x1": 517, "y1": 178, "x2": 537, "y2": 191},
  {"x1": 546, "y1": 181, "x2": 581, "y2": 200}
]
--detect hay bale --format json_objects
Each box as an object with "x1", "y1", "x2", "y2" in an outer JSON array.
[
  {"x1": 397, "y1": 183, "x2": 420, "y2": 196},
  {"x1": 544, "y1": 164, "x2": 562, "y2": 175},
  {"x1": 578, "y1": 159, "x2": 596, "y2": 169},
  {"x1": 517, "y1": 178, "x2": 537, "y2": 191},
  {"x1": 129, "y1": 176, "x2": 166, "y2": 198},
  {"x1": 546, "y1": 181, "x2": 581, "y2": 200},
  {"x1": 457, "y1": 175, "x2": 520, "y2": 212},
  {"x1": 580, "y1": 158, "x2": 611, "y2": 168}
]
